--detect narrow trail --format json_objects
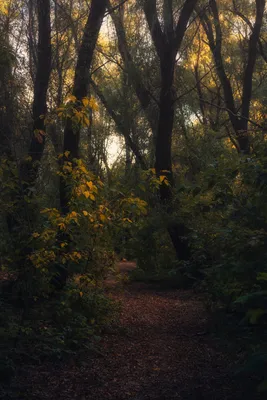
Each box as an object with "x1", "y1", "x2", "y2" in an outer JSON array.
[{"x1": 20, "y1": 262, "x2": 247, "y2": 400}]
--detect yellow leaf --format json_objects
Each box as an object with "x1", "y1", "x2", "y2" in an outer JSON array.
[
  {"x1": 99, "y1": 214, "x2": 106, "y2": 222},
  {"x1": 82, "y1": 97, "x2": 90, "y2": 107},
  {"x1": 122, "y1": 218, "x2": 132, "y2": 223},
  {"x1": 83, "y1": 210, "x2": 89, "y2": 216},
  {"x1": 32, "y1": 232, "x2": 40, "y2": 238},
  {"x1": 63, "y1": 165, "x2": 72, "y2": 173},
  {"x1": 86, "y1": 181, "x2": 94, "y2": 190},
  {"x1": 159, "y1": 175, "x2": 166, "y2": 183},
  {"x1": 64, "y1": 151, "x2": 70, "y2": 158},
  {"x1": 70, "y1": 252, "x2": 82, "y2": 261},
  {"x1": 74, "y1": 110, "x2": 83, "y2": 120},
  {"x1": 65, "y1": 94, "x2": 76, "y2": 103},
  {"x1": 89, "y1": 98, "x2": 98, "y2": 111},
  {"x1": 89, "y1": 193, "x2": 95, "y2": 201},
  {"x1": 58, "y1": 222, "x2": 66, "y2": 230},
  {"x1": 84, "y1": 191, "x2": 90, "y2": 199},
  {"x1": 0, "y1": 1, "x2": 9, "y2": 15},
  {"x1": 80, "y1": 292, "x2": 83, "y2": 297}
]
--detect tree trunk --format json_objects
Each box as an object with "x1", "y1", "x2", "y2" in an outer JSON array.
[
  {"x1": 60, "y1": 0, "x2": 107, "y2": 215},
  {"x1": 54, "y1": 0, "x2": 107, "y2": 289},
  {"x1": 0, "y1": 42, "x2": 13, "y2": 158},
  {"x1": 144, "y1": 0, "x2": 197, "y2": 260},
  {"x1": 156, "y1": 53, "x2": 190, "y2": 260},
  {"x1": 7, "y1": 0, "x2": 51, "y2": 238},
  {"x1": 20, "y1": 0, "x2": 52, "y2": 193}
]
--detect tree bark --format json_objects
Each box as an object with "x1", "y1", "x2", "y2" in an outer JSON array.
[
  {"x1": 0, "y1": 39, "x2": 14, "y2": 158},
  {"x1": 144, "y1": 0, "x2": 198, "y2": 260},
  {"x1": 60, "y1": 0, "x2": 107, "y2": 215},
  {"x1": 20, "y1": 0, "x2": 52, "y2": 193},
  {"x1": 4, "y1": 0, "x2": 51, "y2": 293},
  {"x1": 54, "y1": 0, "x2": 107, "y2": 289},
  {"x1": 7, "y1": 0, "x2": 51, "y2": 238}
]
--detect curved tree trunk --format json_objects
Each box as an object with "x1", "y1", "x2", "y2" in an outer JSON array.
[
  {"x1": 54, "y1": 0, "x2": 107, "y2": 289},
  {"x1": 60, "y1": 0, "x2": 107, "y2": 215}
]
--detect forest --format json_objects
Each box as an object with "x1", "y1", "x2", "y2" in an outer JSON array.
[{"x1": 1, "y1": 0, "x2": 267, "y2": 398}]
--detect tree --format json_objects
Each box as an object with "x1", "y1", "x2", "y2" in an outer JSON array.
[
  {"x1": 199, "y1": 0, "x2": 266, "y2": 154},
  {"x1": 143, "y1": 0, "x2": 198, "y2": 259},
  {"x1": 60, "y1": 0, "x2": 108, "y2": 215},
  {"x1": 20, "y1": 0, "x2": 52, "y2": 190}
]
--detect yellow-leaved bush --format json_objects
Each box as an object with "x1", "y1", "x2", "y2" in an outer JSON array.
[
  {"x1": 28, "y1": 158, "x2": 147, "y2": 289},
  {"x1": 55, "y1": 95, "x2": 98, "y2": 128}
]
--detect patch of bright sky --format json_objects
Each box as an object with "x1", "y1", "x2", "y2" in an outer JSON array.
[
  {"x1": 106, "y1": 134, "x2": 124, "y2": 165},
  {"x1": 99, "y1": 15, "x2": 124, "y2": 166}
]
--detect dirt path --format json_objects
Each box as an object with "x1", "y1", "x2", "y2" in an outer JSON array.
[{"x1": 17, "y1": 262, "x2": 248, "y2": 400}]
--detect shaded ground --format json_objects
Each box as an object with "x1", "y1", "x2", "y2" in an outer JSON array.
[{"x1": 14, "y1": 262, "x2": 252, "y2": 399}]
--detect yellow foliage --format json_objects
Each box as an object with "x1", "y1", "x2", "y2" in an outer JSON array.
[
  {"x1": 122, "y1": 218, "x2": 132, "y2": 223},
  {"x1": 0, "y1": 0, "x2": 9, "y2": 15},
  {"x1": 89, "y1": 98, "x2": 98, "y2": 111},
  {"x1": 65, "y1": 94, "x2": 77, "y2": 103},
  {"x1": 99, "y1": 214, "x2": 106, "y2": 222},
  {"x1": 58, "y1": 222, "x2": 66, "y2": 230},
  {"x1": 82, "y1": 97, "x2": 90, "y2": 107},
  {"x1": 86, "y1": 181, "x2": 94, "y2": 190},
  {"x1": 89, "y1": 193, "x2": 95, "y2": 201},
  {"x1": 67, "y1": 211, "x2": 79, "y2": 223},
  {"x1": 32, "y1": 232, "x2": 40, "y2": 238},
  {"x1": 63, "y1": 165, "x2": 72, "y2": 173}
]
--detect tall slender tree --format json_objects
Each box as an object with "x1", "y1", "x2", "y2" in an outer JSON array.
[
  {"x1": 143, "y1": 0, "x2": 198, "y2": 259},
  {"x1": 199, "y1": 0, "x2": 266, "y2": 154}
]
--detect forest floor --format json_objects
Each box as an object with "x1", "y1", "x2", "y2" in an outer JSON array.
[{"x1": 14, "y1": 262, "x2": 255, "y2": 400}]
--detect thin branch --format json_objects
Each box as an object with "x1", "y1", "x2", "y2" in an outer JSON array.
[
  {"x1": 104, "y1": 0, "x2": 129, "y2": 16},
  {"x1": 173, "y1": 65, "x2": 216, "y2": 104},
  {"x1": 200, "y1": 99, "x2": 267, "y2": 131}
]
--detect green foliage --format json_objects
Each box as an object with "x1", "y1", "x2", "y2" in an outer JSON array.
[
  {"x1": 120, "y1": 144, "x2": 267, "y2": 393},
  {"x1": 0, "y1": 156, "x2": 147, "y2": 393}
]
